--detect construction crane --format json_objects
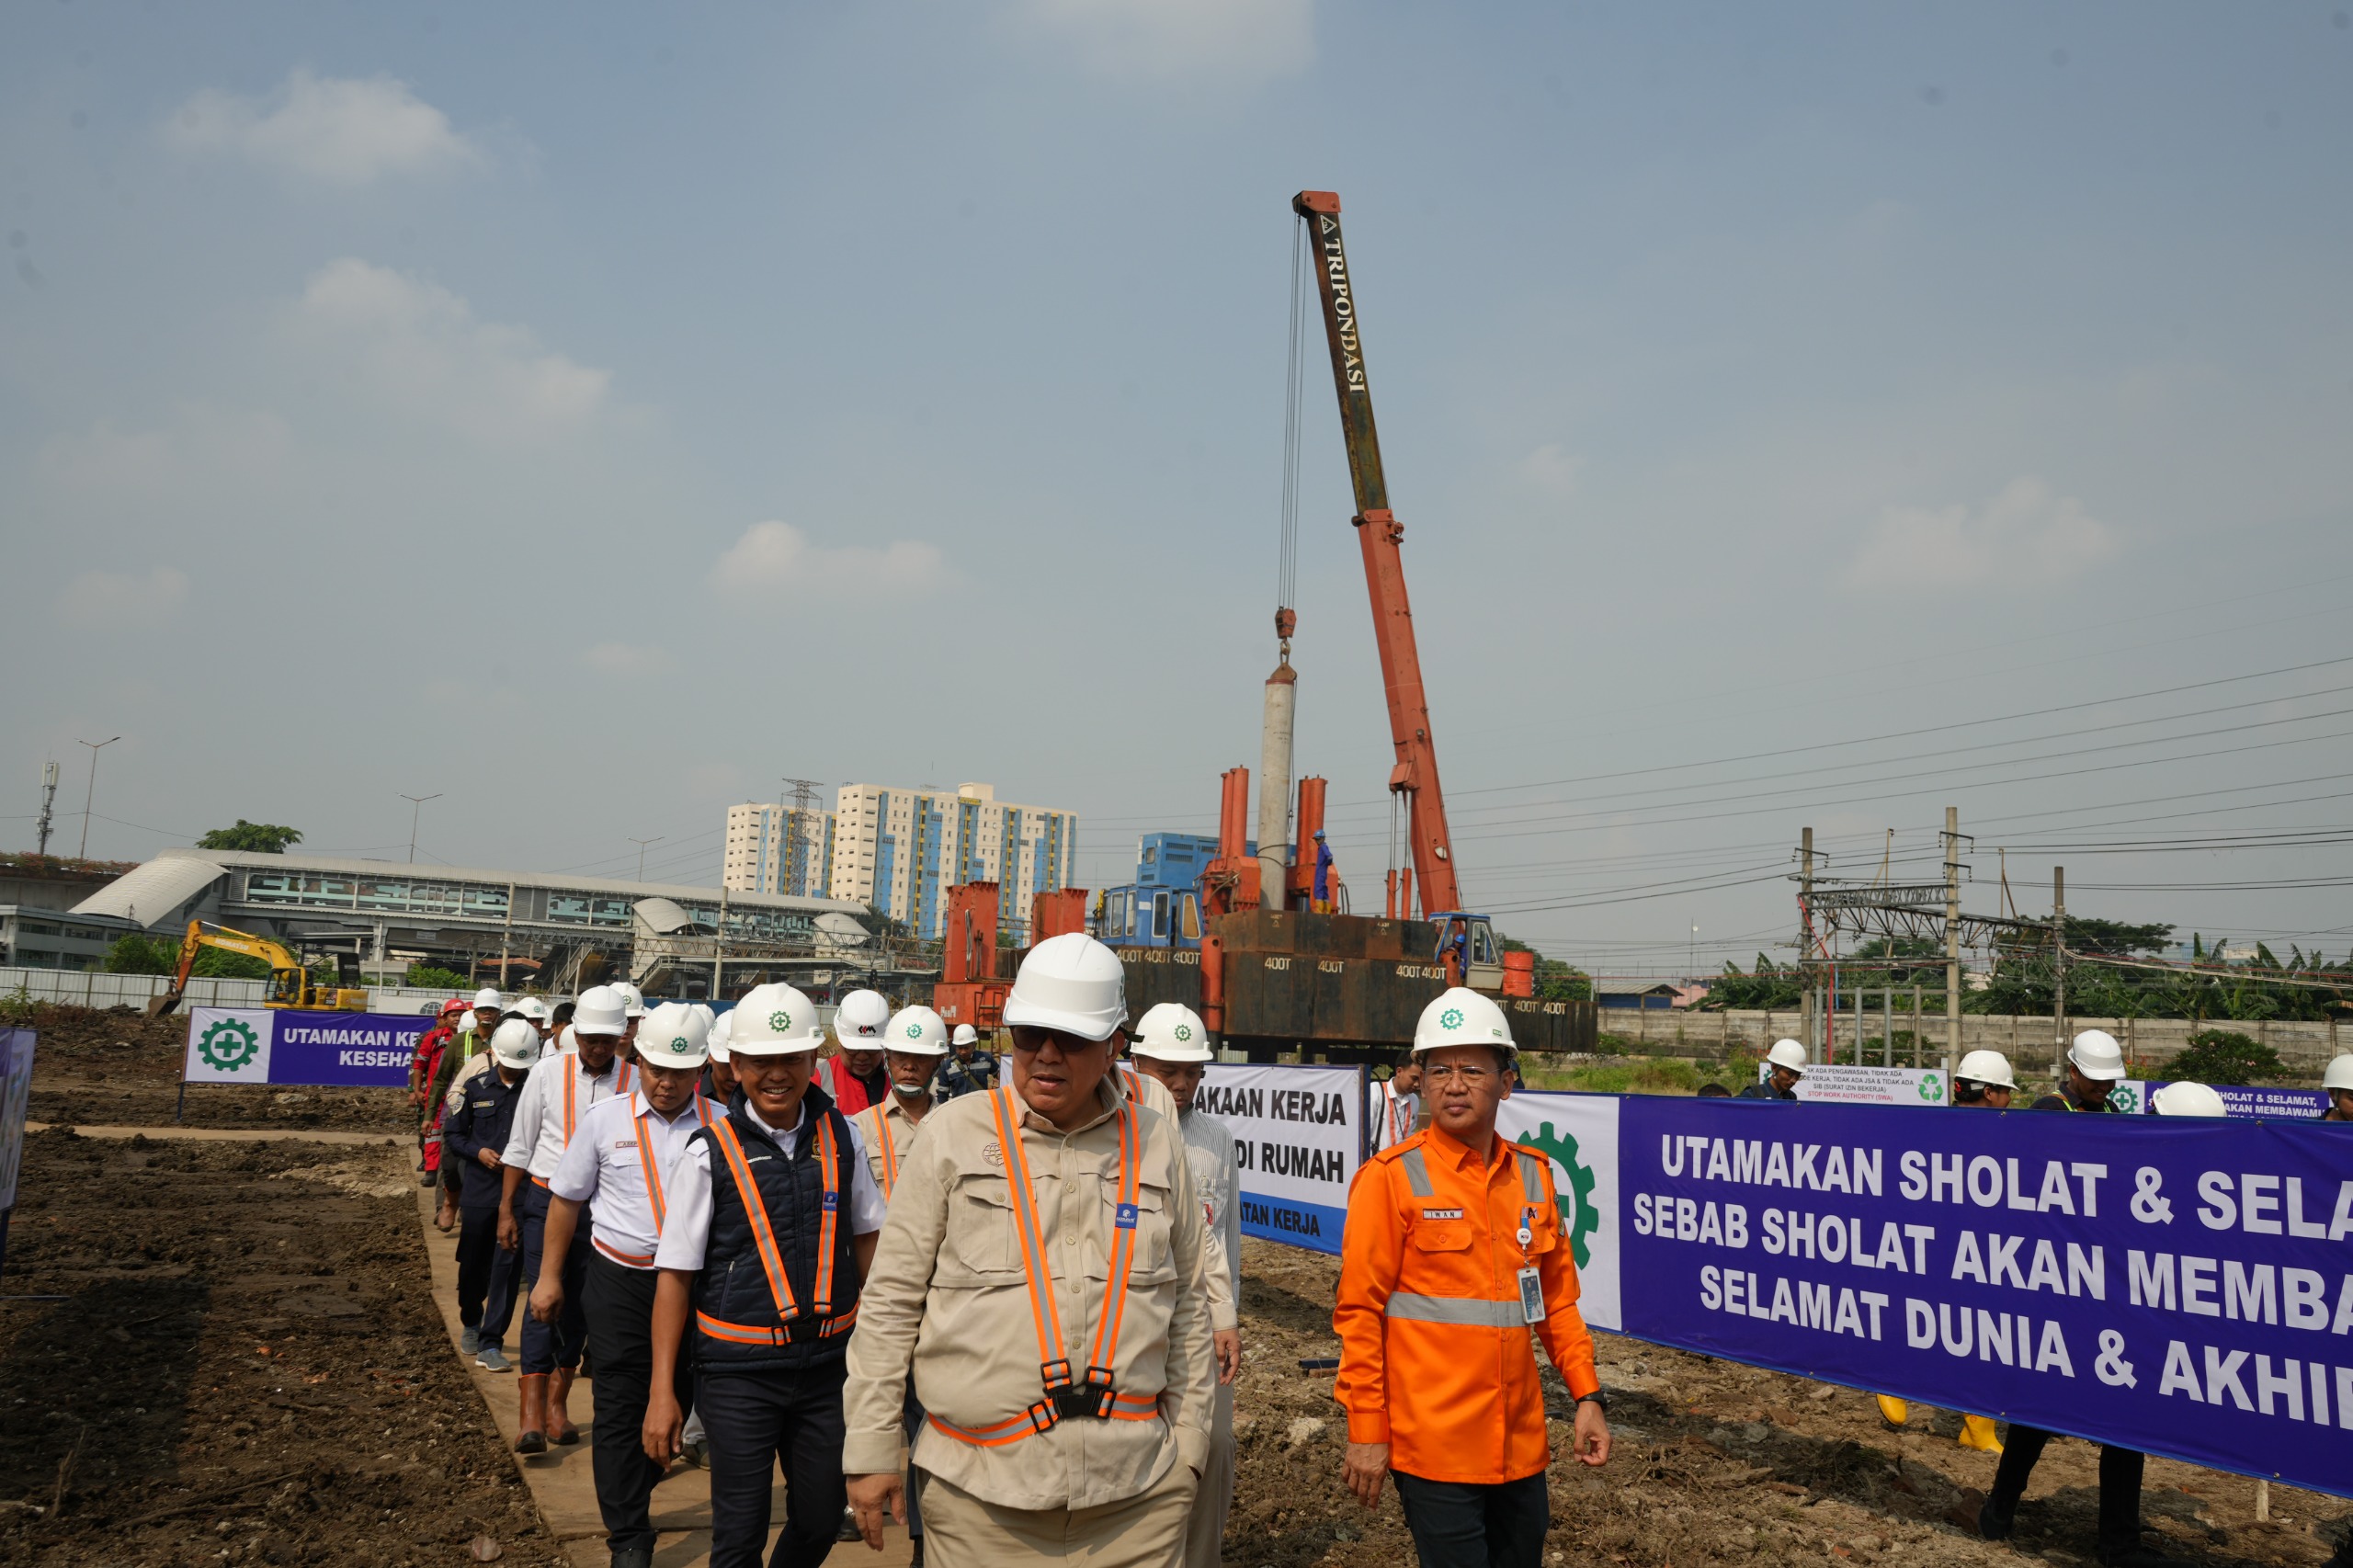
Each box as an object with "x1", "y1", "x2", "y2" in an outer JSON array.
[{"x1": 148, "y1": 920, "x2": 369, "y2": 1017}]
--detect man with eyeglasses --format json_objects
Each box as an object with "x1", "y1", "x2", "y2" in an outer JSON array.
[
  {"x1": 839, "y1": 933, "x2": 1217, "y2": 1568},
  {"x1": 1336, "y1": 987, "x2": 1612, "y2": 1568}
]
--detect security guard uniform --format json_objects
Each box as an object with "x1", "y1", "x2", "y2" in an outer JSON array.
[{"x1": 442, "y1": 1046, "x2": 528, "y2": 1367}]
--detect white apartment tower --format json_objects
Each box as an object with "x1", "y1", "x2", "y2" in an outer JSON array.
[
  {"x1": 723, "y1": 803, "x2": 836, "y2": 900},
  {"x1": 828, "y1": 782, "x2": 1078, "y2": 941}
]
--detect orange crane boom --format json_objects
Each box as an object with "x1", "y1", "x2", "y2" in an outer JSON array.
[{"x1": 1291, "y1": 189, "x2": 1462, "y2": 919}]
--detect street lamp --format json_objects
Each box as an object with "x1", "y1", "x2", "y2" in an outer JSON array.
[
  {"x1": 630, "y1": 836, "x2": 665, "y2": 881},
  {"x1": 75, "y1": 736, "x2": 119, "y2": 859},
  {"x1": 401, "y1": 793, "x2": 442, "y2": 864}
]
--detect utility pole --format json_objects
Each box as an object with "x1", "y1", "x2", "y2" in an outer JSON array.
[
  {"x1": 1799, "y1": 826, "x2": 1816, "y2": 1060},
  {"x1": 1943, "y1": 806, "x2": 1962, "y2": 1074},
  {"x1": 75, "y1": 736, "x2": 119, "y2": 859},
  {"x1": 35, "y1": 760, "x2": 58, "y2": 859},
  {"x1": 2052, "y1": 865, "x2": 2067, "y2": 1084},
  {"x1": 630, "y1": 836, "x2": 664, "y2": 881},
  {"x1": 713, "y1": 881, "x2": 729, "y2": 1003},
  {"x1": 401, "y1": 793, "x2": 441, "y2": 865}
]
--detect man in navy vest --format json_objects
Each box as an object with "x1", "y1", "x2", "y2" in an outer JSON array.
[
  {"x1": 442, "y1": 1017, "x2": 538, "y2": 1375},
  {"x1": 642, "y1": 983, "x2": 888, "y2": 1568}
]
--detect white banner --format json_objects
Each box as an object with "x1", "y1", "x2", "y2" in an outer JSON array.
[
  {"x1": 183, "y1": 1007, "x2": 276, "y2": 1084},
  {"x1": 1198, "y1": 1062, "x2": 1363, "y2": 1256},
  {"x1": 1495, "y1": 1091, "x2": 1622, "y2": 1331},
  {"x1": 1782, "y1": 1063, "x2": 1950, "y2": 1108}
]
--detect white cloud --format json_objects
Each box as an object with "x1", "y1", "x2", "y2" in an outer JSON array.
[
  {"x1": 1847, "y1": 477, "x2": 2119, "y2": 591},
  {"x1": 283, "y1": 259, "x2": 613, "y2": 446},
  {"x1": 710, "y1": 520, "x2": 949, "y2": 603},
  {"x1": 167, "y1": 68, "x2": 482, "y2": 186},
  {"x1": 580, "y1": 642, "x2": 676, "y2": 677},
  {"x1": 57, "y1": 566, "x2": 189, "y2": 628},
  {"x1": 1012, "y1": 0, "x2": 1313, "y2": 81},
  {"x1": 39, "y1": 404, "x2": 294, "y2": 510},
  {"x1": 1518, "y1": 442, "x2": 1583, "y2": 500}
]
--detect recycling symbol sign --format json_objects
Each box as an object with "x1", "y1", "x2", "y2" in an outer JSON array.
[
  {"x1": 1519, "y1": 1120, "x2": 1604, "y2": 1269},
  {"x1": 1917, "y1": 1075, "x2": 1946, "y2": 1104},
  {"x1": 768, "y1": 1010, "x2": 792, "y2": 1033},
  {"x1": 198, "y1": 1017, "x2": 262, "y2": 1074}
]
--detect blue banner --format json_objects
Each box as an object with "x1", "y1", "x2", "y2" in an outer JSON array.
[
  {"x1": 184, "y1": 1008, "x2": 429, "y2": 1088},
  {"x1": 1616, "y1": 1099, "x2": 2353, "y2": 1499}
]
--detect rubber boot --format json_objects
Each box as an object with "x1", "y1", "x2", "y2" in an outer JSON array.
[
  {"x1": 549, "y1": 1366, "x2": 581, "y2": 1445},
  {"x1": 1874, "y1": 1396, "x2": 1909, "y2": 1427},
  {"x1": 515, "y1": 1373, "x2": 548, "y2": 1454},
  {"x1": 1960, "y1": 1415, "x2": 2004, "y2": 1453}
]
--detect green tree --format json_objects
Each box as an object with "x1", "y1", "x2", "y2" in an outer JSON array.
[
  {"x1": 105, "y1": 934, "x2": 176, "y2": 974},
  {"x1": 197, "y1": 820, "x2": 304, "y2": 854},
  {"x1": 2166, "y1": 1029, "x2": 2287, "y2": 1085},
  {"x1": 406, "y1": 963, "x2": 469, "y2": 989}
]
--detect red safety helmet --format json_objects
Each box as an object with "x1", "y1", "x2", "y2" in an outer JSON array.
[{"x1": 438, "y1": 997, "x2": 469, "y2": 1017}]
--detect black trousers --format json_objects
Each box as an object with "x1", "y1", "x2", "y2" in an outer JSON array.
[
  {"x1": 585, "y1": 1255, "x2": 693, "y2": 1557},
  {"x1": 1986, "y1": 1425, "x2": 2144, "y2": 1558},
  {"x1": 1392, "y1": 1471, "x2": 1550, "y2": 1568},
  {"x1": 699, "y1": 1358, "x2": 849, "y2": 1568},
  {"x1": 517, "y1": 1182, "x2": 590, "y2": 1375},
  {"x1": 455, "y1": 1206, "x2": 522, "y2": 1342}
]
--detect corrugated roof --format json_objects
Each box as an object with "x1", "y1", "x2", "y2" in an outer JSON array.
[{"x1": 70, "y1": 852, "x2": 230, "y2": 925}]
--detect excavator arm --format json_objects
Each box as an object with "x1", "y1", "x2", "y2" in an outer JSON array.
[
  {"x1": 1291, "y1": 190, "x2": 1464, "y2": 920},
  {"x1": 150, "y1": 919, "x2": 318, "y2": 1016}
]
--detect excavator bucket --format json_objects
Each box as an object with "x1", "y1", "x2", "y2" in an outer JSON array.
[{"x1": 146, "y1": 988, "x2": 185, "y2": 1017}]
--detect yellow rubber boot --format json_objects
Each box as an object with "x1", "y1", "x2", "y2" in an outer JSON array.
[
  {"x1": 1875, "y1": 1395, "x2": 1909, "y2": 1427},
  {"x1": 1959, "y1": 1414, "x2": 2004, "y2": 1452}
]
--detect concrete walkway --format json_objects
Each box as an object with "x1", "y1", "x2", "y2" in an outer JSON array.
[{"x1": 412, "y1": 1179, "x2": 916, "y2": 1568}]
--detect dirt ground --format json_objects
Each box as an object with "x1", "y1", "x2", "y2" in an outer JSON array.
[
  {"x1": 0, "y1": 1128, "x2": 558, "y2": 1567},
  {"x1": 1226, "y1": 1239, "x2": 2352, "y2": 1568},
  {"x1": 20, "y1": 1002, "x2": 415, "y2": 1134}
]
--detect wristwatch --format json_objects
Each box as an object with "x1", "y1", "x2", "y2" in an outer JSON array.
[{"x1": 1575, "y1": 1389, "x2": 1609, "y2": 1412}]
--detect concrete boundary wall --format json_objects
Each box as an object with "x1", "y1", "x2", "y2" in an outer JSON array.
[{"x1": 1596, "y1": 1006, "x2": 2345, "y2": 1073}]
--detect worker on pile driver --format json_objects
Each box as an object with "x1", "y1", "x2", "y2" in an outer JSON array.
[
  {"x1": 1311, "y1": 827, "x2": 1336, "y2": 913},
  {"x1": 1738, "y1": 1039, "x2": 1808, "y2": 1100},
  {"x1": 532, "y1": 1003, "x2": 719, "y2": 1568},
  {"x1": 817, "y1": 988, "x2": 893, "y2": 1114},
  {"x1": 442, "y1": 1017, "x2": 540, "y2": 1376},
  {"x1": 1336, "y1": 986, "x2": 1611, "y2": 1568},
  {"x1": 1128, "y1": 1001, "x2": 1245, "y2": 1568},
  {"x1": 844, "y1": 1005, "x2": 951, "y2": 1562},
  {"x1": 840, "y1": 933, "x2": 1216, "y2": 1568},
  {"x1": 640, "y1": 983, "x2": 888, "y2": 1568},
  {"x1": 1980, "y1": 1070, "x2": 2219, "y2": 1568},
  {"x1": 934, "y1": 1023, "x2": 995, "y2": 1099},
  {"x1": 1875, "y1": 1049, "x2": 2013, "y2": 1449},
  {"x1": 1371, "y1": 1058, "x2": 1425, "y2": 1153},
  {"x1": 501, "y1": 983, "x2": 637, "y2": 1453},
  {"x1": 2320, "y1": 1053, "x2": 2353, "y2": 1120}
]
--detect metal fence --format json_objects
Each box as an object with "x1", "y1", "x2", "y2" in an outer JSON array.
[{"x1": 0, "y1": 968, "x2": 268, "y2": 1009}]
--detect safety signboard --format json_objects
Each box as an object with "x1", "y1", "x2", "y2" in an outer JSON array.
[{"x1": 183, "y1": 1008, "x2": 428, "y2": 1089}]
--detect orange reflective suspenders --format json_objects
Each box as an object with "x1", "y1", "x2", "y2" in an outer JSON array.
[
  {"x1": 694, "y1": 1112, "x2": 857, "y2": 1346},
  {"x1": 927, "y1": 1086, "x2": 1157, "y2": 1448},
  {"x1": 536, "y1": 1060, "x2": 635, "y2": 1188},
  {"x1": 874, "y1": 1109, "x2": 900, "y2": 1200},
  {"x1": 595, "y1": 1095, "x2": 715, "y2": 1267}
]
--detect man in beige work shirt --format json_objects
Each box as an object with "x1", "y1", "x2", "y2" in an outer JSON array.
[{"x1": 843, "y1": 934, "x2": 1216, "y2": 1567}]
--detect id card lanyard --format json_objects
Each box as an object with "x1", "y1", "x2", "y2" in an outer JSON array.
[{"x1": 1514, "y1": 1199, "x2": 1548, "y2": 1325}]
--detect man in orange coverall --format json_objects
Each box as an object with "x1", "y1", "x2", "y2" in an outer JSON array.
[{"x1": 1336, "y1": 986, "x2": 1611, "y2": 1568}]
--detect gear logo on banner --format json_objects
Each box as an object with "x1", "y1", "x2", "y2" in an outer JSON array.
[
  {"x1": 1522, "y1": 1121, "x2": 1603, "y2": 1267},
  {"x1": 198, "y1": 1017, "x2": 263, "y2": 1074},
  {"x1": 2107, "y1": 1083, "x2": 2138, "y2": 1114}
]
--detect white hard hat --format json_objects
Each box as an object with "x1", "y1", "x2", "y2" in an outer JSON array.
[
  {"x1": 1002, "y1": 933, "x2": 1128, "y2": 1042},
  {"x1": 638, "y1": 1002, "x2": 711, "y2": 1069},
  {"x1": 612, "y1": 981, "x2": 647, "y2": 1019},
  {"x1": 1413, "y1": 987, "x2": 1514, "y2": 1054},
  {"x1": 1131, "y1": 1002, "x2": 1213, "y2": 1062},
  {"x1": 510, "y1": 995, "x2": 549, "y2": 1024},
  {"x1": 472, "y1": 987, "x2": 505, "y2": 1011},
  {"x1": 834, "y1": 989, "x2": 892, "y2": 1050},
  {"x1": 951, "y1": 1024, "x2": 980, "y2": 1048},
  {"x1": 2323, "y1": 1053, "x2": 2353, "y2": 1093},
  {"x1": 573, "y1": 984, "x2": 629, "y2": 1039},
  {"x1": 730, "y1": 983, "x2": 826, "y2": 1055},
  {"x1": 1766, "y1": 1039, "x2": 1809, "y2": 1074},
  {"x1": 883, "y1": 1005, "x2": 950, "y2": 1056},
  {"x1": 1955, "y1": 1049, "x2": 2017, "y2": 1091},
  {"x1": 489, "y1": 1018, "x2": 542, "y2": 1070},
  {"x1": 2068, "y1": 1028, "x2": 2126, "y2": 1082},
  {"x1": 689, "y1": 1002, "x2": 717, "y2": 1031},
  {"x1": 707, "y1": 1008, "x2": 733, "y2": 1063},
  {"x1": 2153, "y1": 1080, "x2": 2229, "y2": 1118}
]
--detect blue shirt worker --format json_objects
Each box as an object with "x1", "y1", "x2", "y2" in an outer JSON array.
[
  {"x1": 934, "y1": 1023, "x2": 996, "y2": 1100},
  {"x1": 442, "y1": 1017, "x2": 538, "y2": 1375},
  {"x1": 641, "y1": 983, "x2": 888, "y2": 1568},
  {"x1": 1737, "y1": 1039, "x2": 1807, "y2": 1100},
  {"x1": 501, "y1": 983, "x2": 637, "y2": 1453},
  {"x1": 532, "y1": 1004, "x2": 721, "y2": 1568}
]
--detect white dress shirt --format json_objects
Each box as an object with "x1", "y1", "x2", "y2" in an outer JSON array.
[
  {"x1": 652, "y1": 1096, "x2": 887, "y2": 1272},
  {"x1": 1370, "y1": 1081, "x2": 1421, "y2": 1153},
  {"x1": 551, "y1": 1090, "x2": 722, "y2": 1268},
  {"x1": 501, "y1": 1051, "x2": 636, "y2": 1180}
]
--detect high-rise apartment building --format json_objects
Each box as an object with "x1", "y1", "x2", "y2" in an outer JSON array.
[
  {"x1": 828, "y1": 782, "x2": 1078, "y2": 940},
  {"x1": 723, "y1": 802, "x2": 836, "y2": 899}
]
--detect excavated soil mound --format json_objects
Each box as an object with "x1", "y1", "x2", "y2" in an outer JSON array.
[
  {"x1": 1225, "y1": 1240, "x2": 2350, "y2": 1568},
  {"x1": 0, "y1": 1128, "x2": 559, "y2": 1567}
]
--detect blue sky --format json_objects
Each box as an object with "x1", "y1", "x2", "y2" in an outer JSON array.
[{"x1": 5, "y1": 3, "x2": 2349, "y2": 971}]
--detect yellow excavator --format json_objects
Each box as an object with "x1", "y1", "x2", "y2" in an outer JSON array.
[{"x1": 146, "y1": 919, "x2": 369, "y2": 1016}]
